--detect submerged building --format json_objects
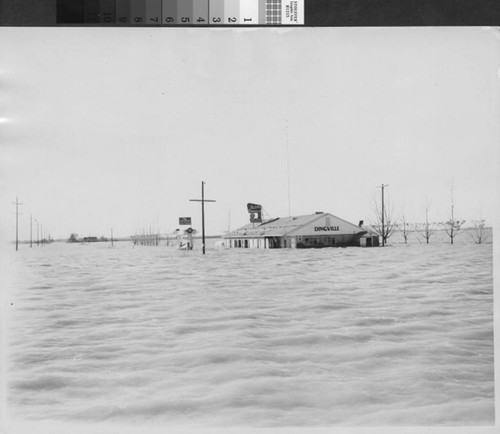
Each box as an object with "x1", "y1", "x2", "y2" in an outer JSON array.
[{"x1": 224, "y1": 212, "x2": 379, "y2": 249}]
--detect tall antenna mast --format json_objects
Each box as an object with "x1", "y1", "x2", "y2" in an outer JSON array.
[{"x1": 286, "y1": 120, "x2": 291, "y2": 217}]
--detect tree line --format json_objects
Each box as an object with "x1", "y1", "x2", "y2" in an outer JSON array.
[{"x1": 368, "y1": 187, "x2": 489, "y2": 246}]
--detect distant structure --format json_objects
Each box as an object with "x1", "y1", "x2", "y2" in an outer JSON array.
[
  {"x1": 224, "y1": 212, "x2": 379, "y2": 249},
  {"x1": 176, "y1": 227, "x2": 197, "y2": 250},
  {"x1": 67, "y1": 233, "x2": 79, "y2": 243},
  {"x1": 131, "y1": 233, "x2": 160, "y2": 246}
]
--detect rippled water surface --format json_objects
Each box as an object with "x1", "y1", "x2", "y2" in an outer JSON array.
[{"x1": 3, "y1": 234, "x2": 495, "y2": 428}]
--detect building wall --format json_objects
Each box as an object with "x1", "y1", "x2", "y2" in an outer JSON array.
[
  {"x1": 228, "y1": 237, "x2": 268, "y2": 249},
  {"x1": 227, "y1": 234, "x2": 378, "y2": 249},
  {"x1": 296, "y1": 233, "x2": 359, "y2": 248}
]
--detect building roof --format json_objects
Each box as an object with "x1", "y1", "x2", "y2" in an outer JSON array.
[{"x1": 224, "y1": 212, "x2": 368, "y2": 239}]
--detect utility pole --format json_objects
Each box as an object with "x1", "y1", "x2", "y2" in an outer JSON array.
[
  {"x1": 285, "y1": 119, "x2": 291, "y2": 217},
  {"x1": 13, "y1": 196, "x2": 23, "y2": 251},
  {"x1": 189, "y1": 181, "x2": 216, "y2": 254},
  {"x1": 380, "y1": 184, "x2": 388, "y2": 247},
  {"x1": 110, "y1": 228, "x2": 114, "y2": 247},
  {"x1": 30, "y1": 214, "x2": 33, "y2": 248}
]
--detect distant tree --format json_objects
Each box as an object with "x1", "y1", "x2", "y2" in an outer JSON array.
[
  {"x1": 442, "y1": 188, "x2": 465, "y2": 245},
  {"x1": 67, "y1": 233, "x2": 79, "y2": 243},
  {"x1": 370, "y1": 184, "x2": 396, "y2": 246},
  {"x1": 398, "y1": 214, "x2": 412, "y2": 244},
  {"x1": 421, "y1": 205, "x2": 435, "y2": 244},
  {"x1": 469, "y1": 220, "x2": 488, "y2": 244}
]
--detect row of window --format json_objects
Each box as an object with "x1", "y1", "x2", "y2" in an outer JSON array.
[
  {"x1": 230, "y1": 239, "x2": 249, "y2": 248},
  {"x1": 229, "y1": 236, "x2": 338, "y2": 248},
  {"x1": 298, "y1": 235, "x2": 336, "y2": 246}
]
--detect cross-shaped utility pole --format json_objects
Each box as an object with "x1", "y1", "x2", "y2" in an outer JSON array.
[{"x1": 189, "y1": 181, "x2": 216, "y2": 254}]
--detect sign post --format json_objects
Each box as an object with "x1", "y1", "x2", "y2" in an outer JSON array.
[{"x1": 189, "y1": 181, "x2": 216, "y2": 254}]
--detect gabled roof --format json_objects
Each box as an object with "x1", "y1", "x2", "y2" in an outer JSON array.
[{"x1": 224, "y1": 212, "x2": 366, "y2": 239}]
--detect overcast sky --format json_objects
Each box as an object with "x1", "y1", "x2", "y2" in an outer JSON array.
[{"x1": 1, "y1": 27, "x2": 499, "y2": 240}]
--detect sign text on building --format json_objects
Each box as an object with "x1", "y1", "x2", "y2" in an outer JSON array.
[{"x1": 314, "y1": 226, "x2": 339, "y2": 232}]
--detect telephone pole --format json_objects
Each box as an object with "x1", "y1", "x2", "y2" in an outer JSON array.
[
  {"x1": 285, "y1": 119, "x2": 291, "y2": 217},
  {"x1": 13, "y1": 196, "x2": 23, "y2": 251},
  {"x1": 110, "y1": 228, "x2": 114, "y2": 247},
  {"x1": 380, "y1": 184, "x2": 388, "y2": 247},
  {"x1": 30, "y1": 214, "x2": 33, "y2": 248},
  {"x1": 189, "y1": 181, "x2": 216, "y2": 254}
]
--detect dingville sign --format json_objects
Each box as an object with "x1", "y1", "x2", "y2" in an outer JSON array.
[{"x1": 314, "y1": 226, "x2": 340, "y2": 232}]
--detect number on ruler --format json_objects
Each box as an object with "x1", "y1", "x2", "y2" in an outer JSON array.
[
  {"x1": 212, "y1": 17, "x2": 221, "y2": 23},
  {"x1": 134, "y1": 16, "x2": 143, "y2": 23},
  {"x1": 181, "y1": 17, "x2": 190, "y2": 22},
  {"x1": 228, "y1": 17, "x2": 236, "y2": 23},
  {"x1": 197, "y1": 17, "x2": 205, "y2": 23},
  {"x1": 118, "y1": 16, "x2": 127, "y2": 22},
  {"x1": 243, "y1": 18, "x2": 253, "y2": 22},
  {"x1": 150, "y1": 17, "x2": 159, "y2": 23},
  {"x1": 165, "y1": 16, "x2": 174, "y2": 23}
]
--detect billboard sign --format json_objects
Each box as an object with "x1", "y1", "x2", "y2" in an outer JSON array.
[
  {"x1": 247, "y1": 203, "x2": 262, "y2": 213},
  {"x1": 179, "y1": 217, "x2": 192, "y2": 225}
]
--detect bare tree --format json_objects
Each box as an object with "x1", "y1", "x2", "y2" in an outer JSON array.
[
  {"x1": 421, "y1": 205, "x2": 435, "y2": 244},
  {"x1": 370, "y1": 184, "x2": 396, "y2": 246},
  {"x1": 469, "y1": 220, "x2": 488, "y2": 244},
  {"x1": 398, "y1": 214, "x2": 412, "y2": 244},
  {"x1": 442, "y1": 188, "x2": 465, "y2": 245}
]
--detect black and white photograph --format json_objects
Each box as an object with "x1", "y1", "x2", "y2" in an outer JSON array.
[{"x1": 0, "y1": 21, "x2": 498, "y2": 434}]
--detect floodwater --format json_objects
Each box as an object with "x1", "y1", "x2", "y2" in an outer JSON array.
[{"x1": 1, "y1": 231, "x2": 495, "y2": 430}]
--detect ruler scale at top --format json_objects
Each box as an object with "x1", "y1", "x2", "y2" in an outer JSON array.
[{"x1": 59, "y1": 0, "x2": 304, "y2": 25}]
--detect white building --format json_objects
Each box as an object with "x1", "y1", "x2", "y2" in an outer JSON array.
[{"x1": 224, "y1": 212, "x2": 379, "y2": 249}]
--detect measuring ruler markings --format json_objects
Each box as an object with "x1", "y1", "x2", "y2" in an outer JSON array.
[
  {"x1": 130, "y1": 0, "x2": 146, "y2": 24},
  {"x1": 100, "y1": 0, "x2": 115, "y2": 22},
  {"x1": 193, "y1": 0, "x2": 209, "y2": 24},
  {"x1": 116, "y1": 0, "x2": 130, "y2": 23},
  {"x1": 162, "y1": 0, "x2": 176, "y2": 24},
  {"x1": 70, "y1": 0, "x2": 303, "y2": 25},
  {"x1": 84, "y1": 0, "x2": 99, "y2": 23},
  {"x1": 146, "y1": 0, "x2": 162, "y2": 24},
  {"x1": 178, "y1": 0, "x2": 193, "y2": 23},
  {"x1": 240, "y1": 0, "x2": 258, "y2": 24},
  {"x1": 224, "y1": 0, "x2": 239, "y2": 24},
  {"x1": 210, "y1": 0, "x2": 224, "y2": 24}
]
